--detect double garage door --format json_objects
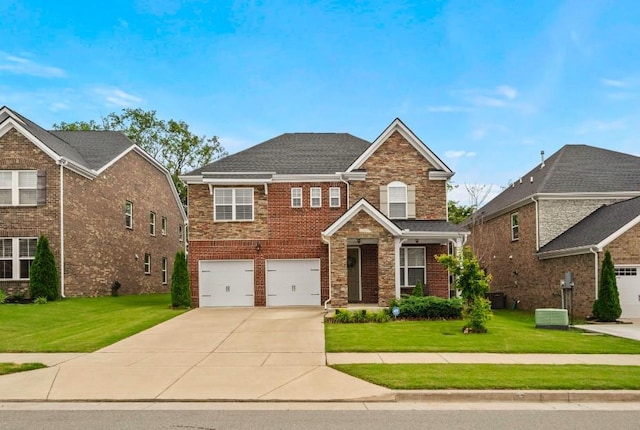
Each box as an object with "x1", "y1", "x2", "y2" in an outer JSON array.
[
  {"x1": 199, "y1": 259, "x2": 320, "y2": 307},
  {"x1": 615, "y1": 266, "x2": 640, "y2": 318}
]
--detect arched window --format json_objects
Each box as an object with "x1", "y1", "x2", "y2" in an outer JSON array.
[{"x1": 388, "y1": 181, "x2": 407, "y2": 219}]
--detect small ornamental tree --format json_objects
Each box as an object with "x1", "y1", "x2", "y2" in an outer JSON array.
[
  {"x1": 29, "y1": 235, "x2": 59, "y2": 301},
  {"x1": 171, "y1": 250, "x2": 191, "y2": 308},
  {"x1": 436, "y1": 246, "x2": 492, "y2": 332},
  {"x1": 592, "y1": 250, "x2": 622, "y2": 322}
]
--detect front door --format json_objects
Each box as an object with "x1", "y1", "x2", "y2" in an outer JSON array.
[{"x1": 347, "y1": 247, "x2": 361, "y2": 302}]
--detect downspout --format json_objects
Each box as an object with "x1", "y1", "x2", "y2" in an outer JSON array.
[
  {"x1": 531, "y1": 196, "x2": 539, "y2": 251},
  {"x1": 321, "y1": 234, "x2": 332, "y2": 311},
  {"x1": 339, "y1": 174, "x2": 350, "y2": 208},
  {"x1": 58, "y1": 159, "x2": 67, "y2": 298},
  {"x1": 590, "y1": 247, "x2": 599, "y2": 299}
]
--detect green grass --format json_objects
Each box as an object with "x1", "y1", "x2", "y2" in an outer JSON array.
[
  {"x1": 332, "y1": 364, "x2": 640, "y2": 390},
  {"x1": 0, "y1": 362, "x2": 47, "y2": 376},
  {"x1": 325, "y1": 310, "x2": 640, "y2": 353},
  {"x1": 0, "y1": 294, "x2": 187, "y2": 352}
]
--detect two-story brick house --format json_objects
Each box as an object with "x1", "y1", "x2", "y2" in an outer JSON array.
[
  {"x1": 0, "y1": 106, "x2": 186, "y2": 298},
  {"x1": 468, "y1": 144, "x2": 640, "y2": 318},
  {"x1": 182, "y1": 119, "x2": 468, "y2": 308}
]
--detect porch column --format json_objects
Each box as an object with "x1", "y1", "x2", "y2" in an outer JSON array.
[
  {"x1": 378, "y1": 236, "x2": 395, "y2": 307},
  {"x1": 329, "y1": 237, "x2": 348, "y2": 307},
  {"x1": 394, "y1": 237, "x2": 402, "y2": 299}
]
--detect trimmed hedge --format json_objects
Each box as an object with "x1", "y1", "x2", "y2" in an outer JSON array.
[
  {"x1": 331, "y1": 309, "x2": 391, "y2": 324},
  {"x1": 388, "y1": 295, "x2": 463, "y2": 320}
]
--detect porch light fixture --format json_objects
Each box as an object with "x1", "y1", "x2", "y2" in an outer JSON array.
[{"x1": 255, "y1": 241, "x2": 262, "y2": 252}]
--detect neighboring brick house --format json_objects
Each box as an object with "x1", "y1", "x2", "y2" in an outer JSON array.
[
  {"x1": 0, "y1": 106, "x2": 186, "y2": 298},
  {"x1": 181, "y1": 119, "x2": 468, "y2": 308},
  {"x1": 467, "y1": 144, "x2": 640, "y2": 318}
]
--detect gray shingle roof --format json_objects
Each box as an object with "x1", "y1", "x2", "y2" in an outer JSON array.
[
  {"x1": 477, "y1": 145, "x2": 640, "y2": 219},
  {"x1": 187, "y1": 133, "x2": 371, "y2": 175},
  {"x1": 538, "y1": 196, "x2": 640, "y2": 253},
  {"x1": 50, "y1": 131, "x2": 133, "y2": 170},
  {"x1": 393, "y1": 220, "x2": 467, "y2": 233}
]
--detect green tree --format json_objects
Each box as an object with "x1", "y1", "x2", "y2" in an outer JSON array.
[
  {"x1": 53, "y1": 109, "x2": 227, "y2": 206},
  {"x1": 448, "y1": 200, "x2": 474, "y2": 224},
  {"x1": 29, "y1": 235, "x2": 59, "y2": 301},
  {"x1": 592, "y1": 250, "x2": 622, "y2": 322},
  {"x1": 171, "y1": 250, "x2": 191, "y2": 308},
  {"x1": 437, "y1": 246, "x2": 492, "y2": 332}
]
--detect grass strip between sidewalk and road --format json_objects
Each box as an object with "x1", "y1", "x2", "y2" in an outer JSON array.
[
  {"x1": 0, "y1": 294, "x2": 187, "y2": 352},
  {"x1": 0, "y1": 363, "x2": 47, "y2": 376},
  {"x1": 332, "y1": 363, "x2": 640, "y2": 390},
  {"x1": 325, "y1": 310, "x2": 640, "y2": 354}
]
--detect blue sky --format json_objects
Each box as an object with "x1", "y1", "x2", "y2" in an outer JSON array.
[{"x1": 2, "y1": 0, "x2": 639, "y2": 205}]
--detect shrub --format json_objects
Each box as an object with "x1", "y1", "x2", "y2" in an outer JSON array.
[
  {"x1": 33, "y1": 296, "x2": 48, "y2": 305},
  {"x1": 331, "y1": 309, "x2": 391, "y2": 324},
  {"x1": 0, "y1": 289, "x2": 6, "y2": 304},
  {"x1": 29, "y1": 235, "x2": 59, "y2": 301},
  {"x1": 388, "y1": 295, "x2": 463, "y2": 320},
  {"x1": 592, "y1": 250, "x2": 622, "y2": 322},
  {"x1": 111, "y1": 280, "x2": 122, "y2": 297},
  {"x1": 463, "y1": 297, "x2": 492, "y2": 333},
  {"x1": 171, "y1": 250, "x2": 191, "y2": 308},
  {"x1": 412, "y1": 281, "x2": 424, "y2": 297}
]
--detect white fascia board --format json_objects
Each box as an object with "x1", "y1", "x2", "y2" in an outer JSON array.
[
  {"x1": 537, "y1": 246, "x2": 595, "y2": 260},
  {"x1": 61, "y1": 159, "x2": 96, "y2": 179},
  {"x1": 201, "y1": 171, "x2": 276, "y2": 175},
  {"x1": 402, "y1": 230, "x2": 469, "y2": 239},
  {"x1": 340, "y1": 171, "x2": 367, "y2": 181},
  {"x1": 271, "y1": 174, "x2": 341, "y2": 183},
  {"x1": 179, "y1": 175, "x2": 204, "y2": 184},
  {"x1": 346, "y1": 118, "x2": 453, "y2": 174},
  {"x1": 596, "y1": 213, "x2": 640, "y2": 249},
  {"x1": 537, "y1": 192, "x2": 640, "y2": 200},
  {"x1": 322, "y1": 199, "x2": 402, "y2": 237}
]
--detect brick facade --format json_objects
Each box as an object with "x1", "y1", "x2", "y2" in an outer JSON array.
[{"x1": 0, "y1": 126, "x2": 184, "y2": 298}]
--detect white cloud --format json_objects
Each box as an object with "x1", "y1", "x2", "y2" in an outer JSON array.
[
  {"x1": 496, "y1": 85, "x2": 517, "y2": 100},
  {"x1": 471, "y1": 95, "x2": 507, "y2": 108},
  {"x1": 93, "y1": 87, "x2": 143, "y2": 107},
  {"x1": 575, "y1": 118, "x2": 625, "y2": 134},
  {"x1": 445, "y1": 150, "x2": 476, "y2": 159},
  {"x1": 0, "y1": 52, "x2": 66, "y2": 78},
  {"x1": 470, "y1": 124, "x2": 507, "y2": 140},
  {"x1": 601, "y1": 78, "x2": 627, "y2": 88}
]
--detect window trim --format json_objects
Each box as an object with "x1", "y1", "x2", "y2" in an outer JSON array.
[
  {"x1": 125, "y1": 201, "x2": 133, "y2": 229},
  {"x1": 0, "y1": 170, "x2": 37, "y2": 206},
  {"x1": 161, "y1": 216, "x2": 167, "y2": 236},
  {"x1": 291, "y1": 187, "x2": 302, "y2": 208},
  {"x1": 149, "y1": 211, "x2": 156, "y2": 236},
  {"x1": 161, "y1": 257, "x2": 168, "y2": 284},
  {"x1": 310, "y1": 187, "x2": 322, "y2": 208},
  {"x1": 0, "y1": 237, "x2": 38, "y2": 281},
  {"x1": 511, "y1": 212, "x2": 519, "y2": 241},
  {"x1": 399, "y1": 246, "x2": 426, "y2": 288},
  {"x1": 329, "y1": 187, "x2": 341, "y2": 208},
  {"x1": 388, "y1": 181, "x2": 408, "y2": 219},
  {"x1": 144, "y1": 253, "x2": 151, "y2": 275},
  {"x1": 214, "y1": 188, "x2": 254, "y2": 222}
]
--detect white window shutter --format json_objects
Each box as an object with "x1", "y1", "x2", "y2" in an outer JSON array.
[
  {"x1": 407, "y1": 185, "x2": 416, "y2": 219},
  {"x1": 379, "y1": 185, "x2": 388, "y2": 216}
]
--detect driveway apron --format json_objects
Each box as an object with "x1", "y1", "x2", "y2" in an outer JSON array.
[{"x1": 0, "y1": 307, "x2": 390, "y2": 401}]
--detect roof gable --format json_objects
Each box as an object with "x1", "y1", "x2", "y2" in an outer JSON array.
[
  {"x1": 346, "y1": 118, "x2": 452, "y2": 178},
  {"x1": 322, "y1": 199, "x2": 402, "y2": 237}
]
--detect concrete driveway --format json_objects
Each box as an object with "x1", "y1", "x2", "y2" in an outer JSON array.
[{"x1": 0, "y1": 308, "x2": 390, "y2": 401}]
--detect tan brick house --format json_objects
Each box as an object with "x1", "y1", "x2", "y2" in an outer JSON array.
[
  {"x1": 0, "y1": 106, "x2": 186, "y2": 298},
  {"x1": 467, "y1": 145, "x2": 640, "y2": 318},
  {"x1": 181, "y1": 119, "x2": 468, "y2": 308}
]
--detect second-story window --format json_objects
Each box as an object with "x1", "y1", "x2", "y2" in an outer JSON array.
[
  {"x1": 329, "y1": 187, "x2": 341, "y2": 207},
  {"x1": 150, "y1": 212, "x2": 156, "y2": 236},
  {"x1": 214, "y1": 188, "x2": 254, "y2": 221},
  {"x1": 161, "y1": 216, "x2": 167, "y2": 236},
  {"x1": 511, "y1": 212, "x2": 519, "y2": 241},
  {"x1": 291, "y1": 187, "x2": 302, "y2": 208},
  {"x1": 388, "y1": 181, "x2": 407, "y2": 219},
  {"x1": 0, "y1": 171, "x2": 37, "y2": 206},
  {"x1": 125, "y1": 201, "x2": 133, "y2": 229},
  {"x1": 310, "y1": 187, "x2": 321, "y2": 208}
]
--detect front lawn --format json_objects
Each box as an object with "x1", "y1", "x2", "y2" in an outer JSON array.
[
  {"x1": 0, "y1": 294, "x2": 187, "y2": 352},
  {"x1": 332, "y1": 363, "x2": 640, "y2": 390},
  {"x1": 325, "y1": 310, "x2": 640, "y2": 353},
  {"x1": 0, "y1": 363, "x2": 47, "y2": 376}
]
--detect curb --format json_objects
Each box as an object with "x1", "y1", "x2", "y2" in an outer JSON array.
[{"x1": 393, "y1": 390, "x2": 640, "y2": 403}]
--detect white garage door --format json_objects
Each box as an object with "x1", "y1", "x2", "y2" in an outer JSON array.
[
  {"x1": 199, "y1": 260, "x2": 254, "y2": 307},
  {"x1": 266, "y1": 259, "x2": 321, "y2": 306},
  {"x1": 615, "y1": 266, "x2": 640, "y2": 318}
]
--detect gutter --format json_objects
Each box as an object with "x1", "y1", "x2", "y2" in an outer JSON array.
[
  {"x1": 339, "y1": 173, "x2": 350, "y2": 208},
  {"x1": 321, "y1": 234, "x2": 332, "y2": 311}
]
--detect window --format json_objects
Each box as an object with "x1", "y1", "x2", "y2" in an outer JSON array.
[
  {"x1": 310, "y1": 187, "x2": 321, "y2": 208},
  {"x1": 291, "y1": 187, "x2": 302, "y2": 208},
  {"x1": 0, "y1": 171, "x2": 37, "y2": 206},
  {"x1": 388, "y1": 182, "x2": 407, "y2": 219},
  {"x1": 615, "y1": 267, "x2": 637, "y2": 276},
  {"x1": 161, "y1": 217, "x2": 167, "y2": 236},
  {"x1": 511, "y1": 212, "x2": 519, "y2": 241},
  {"x1": 0, "y1": 238, "x2": 37, "y2": 280},
  {"x1": 400, "y1": 247, "x2": 425, "y2": 287},
  {"x1": 162, "y1": 257, "x2": 168, "y2": 284},
  {"x1": 329, "y1": 187, "x2": 341, "y2": 208},
  {"x1": 144, "y1": 254, "x2": 151, "y2": 274},
  {"x1": 125, "y1": 201, "x2": 133, "y2": 229},
  {"x1": 149, "y1": 212, "x2": 156, "y2": 236},
  {"x1": 178, "y1": 224, "x2": 184, "y2": 241},
  {"x1": 214, "y1": 188, "x2": 254, "y2": 221}
]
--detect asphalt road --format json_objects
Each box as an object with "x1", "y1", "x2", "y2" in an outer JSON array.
[{"x1": 2, "y1": 409, "x2": 640, "y2": 430}]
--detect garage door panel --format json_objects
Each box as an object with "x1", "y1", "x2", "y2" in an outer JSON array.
[
  {"x1": 199, "y1": 260, "x2": 254, "y2": 307},
  {"x1": 615, "y1": 266, "x2": 640, "y2": 318},
  {"x1": 266, "y1": 259, "x2": 321, "y2": 306}
]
